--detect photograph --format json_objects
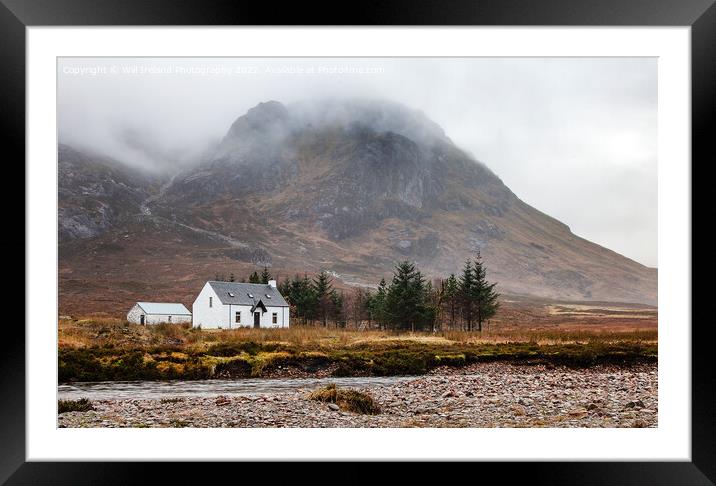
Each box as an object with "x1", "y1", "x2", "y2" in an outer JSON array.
[
  {"x1": 56, "y1": 56, "x2": 659, "y2": 429},
  {"x1": 3, "y1": 0, "x2": 707, "y2": 477}
]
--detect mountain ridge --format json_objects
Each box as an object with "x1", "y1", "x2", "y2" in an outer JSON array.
[{"x1": 58, "y1": 98, "x2": 657, "y2": 312}]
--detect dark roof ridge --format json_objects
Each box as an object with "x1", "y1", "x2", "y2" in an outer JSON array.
[{"x1": 206, "y1": 281, "x2": 289, "y2": 307}]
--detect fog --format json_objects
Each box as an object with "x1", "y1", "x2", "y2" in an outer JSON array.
[{"x1": 58, "y1": 57, "x2": 657, "y2": 267}]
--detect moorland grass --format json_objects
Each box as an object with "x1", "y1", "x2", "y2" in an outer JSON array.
[{"x1": 57, "y1": 318, "x2": 657, "y2": 382}]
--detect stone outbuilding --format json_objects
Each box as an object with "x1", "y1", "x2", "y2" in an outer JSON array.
[{"x1": 127, "y1": 302, "x2": 192, "y2": 325}]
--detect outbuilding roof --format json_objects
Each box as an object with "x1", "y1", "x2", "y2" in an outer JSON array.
[
  {"x1": 207, "y1": 281, "x2": 289, "y2": 307},
  {"x1": 136, "y1": 302, "x2": 191, "y2": 315}
]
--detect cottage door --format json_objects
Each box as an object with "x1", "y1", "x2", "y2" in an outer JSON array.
[
  {"x1": 253, "y1": 312, "x2": 260, "y2": 328},
  {"x1": 140, "y1": 315, "x2": 145, "y2": 325}
]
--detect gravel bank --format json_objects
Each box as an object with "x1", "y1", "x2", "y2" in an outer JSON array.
[{"x1": 58, "y1": 363, "x2": 657, "y2": 428}]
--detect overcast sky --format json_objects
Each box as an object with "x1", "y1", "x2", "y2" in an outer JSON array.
[{"x1": 58, "y1": 57, "x2": 657, "y2": 267}]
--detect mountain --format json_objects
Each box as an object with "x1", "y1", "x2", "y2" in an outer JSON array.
[
  {"x1": 58, "y1": 144, "x2": 160, "y2": 242},
  {"x1": 58, "y1": 99, "x2": 657, "y2": 315}
]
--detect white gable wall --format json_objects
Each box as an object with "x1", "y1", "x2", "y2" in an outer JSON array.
[{"x1": 192, "y1": 282, "x2": 228, "y2": 328}]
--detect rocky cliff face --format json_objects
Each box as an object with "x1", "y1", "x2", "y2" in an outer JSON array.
[
  {"x1": 162, "y1": 99, "x2": 511, "y2": 238},
  {"x1": 58, "y1": 99, "x2": 657, "y2": 311},
  {"x1": 58, "y1": 144, "x2": 158, "y2": 241}
]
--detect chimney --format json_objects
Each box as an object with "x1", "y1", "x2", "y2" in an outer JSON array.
[{"x1": 268, "y1": 279, "x2": 277, "y2": 288}]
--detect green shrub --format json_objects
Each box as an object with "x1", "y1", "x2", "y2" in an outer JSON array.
[
  {"x1": 370, "y1": 350, "x2": 430, "y2": 375},
  {"x1": 434, "y1": 353, "x2": 466, "y2": 366},
  {"x1": 207, "y1": 341, "x2": 284, "y2": 357},
  {"x1": 58, "y1": 348, "x2": 215, "y2": 382},
  {"x1": 58, "y1": 333, "x2": 657, "y2": 382},
  {"x1": 331, "y1": 356, "x2": 371, "y2": 377},
  {"x1": 214, "y1": 358, "x2": 253, "y2": 377}
]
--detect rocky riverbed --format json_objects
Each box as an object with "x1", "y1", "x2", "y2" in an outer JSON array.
[{"x1": 58, "y1": 363, "x2": 657, "y2": 428}]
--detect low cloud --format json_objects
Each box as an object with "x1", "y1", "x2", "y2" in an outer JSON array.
[{"x1": 57, "y1": 57, "x2": 657, "y2": 266}]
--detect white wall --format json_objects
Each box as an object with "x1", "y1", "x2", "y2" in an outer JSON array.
[
  {"x1": 261, "y1": 305, "x2": 289, "y2": 328},
  {"x1": 192, "y1": 283, "x2": 227, "y2": 328},
  {"x1": 232, "y1": 304, "x2": 289, "y2": 328},
  {"x1": 144, "y1": 314, "x2": 191, "y2": 325},
  {"x1": 226, "y1": 304, "x2": 254, "y2": 329},
  {"x1": 192, "y1": 283, "x2": 290, "y2": 329},
  {"x1": 127, "y1": 303, "x2": 144, "y2": 324},
  {"x1": 127, "y1": 304, "x2": 191, "y2": 325}
]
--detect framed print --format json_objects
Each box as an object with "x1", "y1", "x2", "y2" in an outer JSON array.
[{"x1": 6, "y1": 0, "x2": 712, "y2": 482}]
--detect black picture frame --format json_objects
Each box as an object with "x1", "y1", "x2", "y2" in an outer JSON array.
[{"x1": 5, "y1": 0, "x2": 711, "y2": 482}]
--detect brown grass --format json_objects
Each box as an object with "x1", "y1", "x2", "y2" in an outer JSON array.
[
  {"x1": 58, "y1": 398, "x2": 94, "y2": 414},
  {"x1": 308, "y1": 384, "x2": 381, "y2": 414},
  {"x1": 59, "y1": 317, "x2": 657, "y2": 352}
]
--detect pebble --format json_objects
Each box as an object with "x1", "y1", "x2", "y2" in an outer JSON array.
[{"x1": 58, "y1": 363, "x2": 657, "y2": 428}]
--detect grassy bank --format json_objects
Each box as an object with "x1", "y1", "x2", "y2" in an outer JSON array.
[{"x1": 58, "y1": 318, "x2": 657, "y2": 382}]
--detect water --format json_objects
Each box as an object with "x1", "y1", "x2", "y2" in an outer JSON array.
[{"x1": 57, "y1": 375, "x2": 418, "y2": 401}]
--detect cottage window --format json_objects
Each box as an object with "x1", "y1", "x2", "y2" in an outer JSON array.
[
  {"x1": 272, "y1": 313, "x2": 278, "y2": 324},
  {"x1": 209, "y1": 296, "x2": 213, "y2": 308},
  {"x1": 235, "y1": 311, "x2": 241, "y2": 324}
]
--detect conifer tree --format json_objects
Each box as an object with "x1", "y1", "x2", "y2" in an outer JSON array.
[
  {"x1": 248, "y1": 271, "x2": 261, "y2": 284},
  {"x1": 459, "y1": 253, "x2": 500, "y2": 331},
  {"x1": 278, "y1": 278, "x2": 291, "y2": 299},
  {"x1": 384, "y1": 261, "x2": 432, "y2": 332},
  {"x1": 472, "y1": 253, "x2": 500, "y2": 331},
  {"x1": 444, "y1": 273, "x2": 459, "y2": 329},
  {"x1": 280, "y1": 274, "x2": 316, "y2": 325},
  {"x1": 424, "y1": 280, "x2": 439, "y2": 332},
  {"x1": 260, "y1": 266, "x2": 272, "y2": 284},
  {"x1": 369, "y1": 278, "x2": 388, "y2": 329},
  {"x1": 312, "y1": 271, "x2": 336, "y2": 327},
  {"x1": 332, "y1": 290, "x2": 346, "y2": 328},
  {"x1": 299, "y1": 274, "x2": 317, "y2": 323},
  {"x1": 459, "y1": 259, "x2": 477, "y2": 331}
]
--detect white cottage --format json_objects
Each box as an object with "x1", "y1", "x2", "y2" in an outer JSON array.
[
  {"x1": 127, "y1": 302, "x2": 192, "y2": 325},
  {"x1": 192, "y1": 280, "x2": 290, "y2": 329}
]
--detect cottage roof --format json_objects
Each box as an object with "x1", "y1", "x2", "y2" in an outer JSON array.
[
  {"x1": 136, "y1": 302, "x2": 191, "y2": 315},
  {"x1": 207, "y1": 281, "x2": 289, "y2": 307}
]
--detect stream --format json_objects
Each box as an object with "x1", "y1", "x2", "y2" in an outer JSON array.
[{"x1": 58, "y1": 375, "x2": 418, "y2": 401}]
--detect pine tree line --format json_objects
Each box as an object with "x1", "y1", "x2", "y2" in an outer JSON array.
[
  {"x1": 365, "y1": 253, "x2": 499, "y2": 332},
  {"x1": 210, "y1": 253, "x2": 499, "y2": 331},
  {"x1": 277, "y1": 272, "x2": 344, "y2": 326},
  {"x1": 214, "y1": 266, "x2": 274, "y2": 284}
]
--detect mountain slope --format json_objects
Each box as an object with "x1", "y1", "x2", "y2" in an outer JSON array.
[
  {"x1": 58, "y1": 144, "x2": 160, "y2": 241},
  {"x1": 58, "y1": 99, "x2": 657, "y2": 314}
]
